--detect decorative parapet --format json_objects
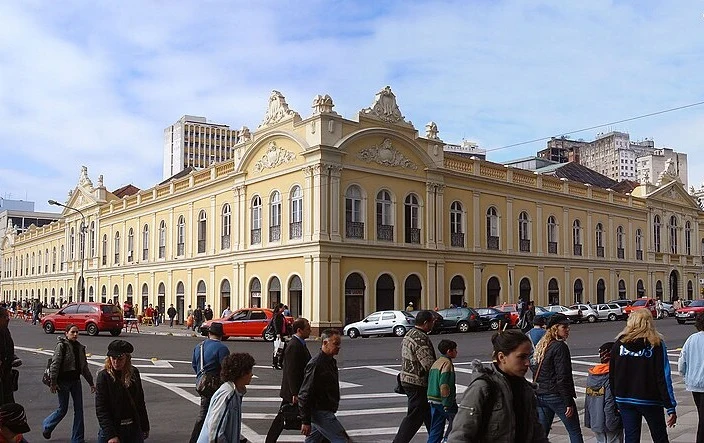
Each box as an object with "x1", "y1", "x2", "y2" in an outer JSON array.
[
  {"x1": 258, "y1": 91, "x2": 300, "y2": 129},
  {"x1": 311, "y1": 94, "x2": 338, "y2": 115},
  {"x1": 357, "y1": 138, "x2": 417, "y2": 170},
  {"x1": 254, "y1": 141, "x2": 296, "y2": 173},
  {"x1": 359, "y1": 86, "x2": 413, "y2": 127}
]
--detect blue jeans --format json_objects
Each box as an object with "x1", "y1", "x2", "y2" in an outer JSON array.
[
  {"x1": 98, "y1": 424, "x2": 144, "y2": 443},
  {"x1": 42, "y1": 379, "x2": 85, "y2": 443},
  {"x1": 304, "y1": 410, "x2": 348, "y2": 443},
  {"x1": 617, "y1": 402, "x2": 669, "y2": 443},
  {"x1": 537, "y1": 393, "x2": 584, "y2": 443},
  {"x1": 427, "y1": 404, "x2": 455, "y2": 443}
]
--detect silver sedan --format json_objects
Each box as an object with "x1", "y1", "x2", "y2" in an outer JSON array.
[{"x1": 595, "y1": 303, "x2": 624, "y2": 321}]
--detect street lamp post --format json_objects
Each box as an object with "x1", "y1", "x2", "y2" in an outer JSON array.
[{"x1": 48, "y1": 199, "x2": 86, "y2": 302}]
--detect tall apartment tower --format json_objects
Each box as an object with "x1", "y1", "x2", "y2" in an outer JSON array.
[
  {"x1": 163, "y1": 115, "x2": 239, "y2": 180},
  {"x1": 636, "y1": 148, "x2": 688, "y2": 188},
  {"x1": 579, "y1": 131, "x2": 644, "y2": 182}
]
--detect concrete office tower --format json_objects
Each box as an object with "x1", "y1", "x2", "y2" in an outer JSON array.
[{"x1": 636, "y1": 148, "x2": 688, "y2": 188}]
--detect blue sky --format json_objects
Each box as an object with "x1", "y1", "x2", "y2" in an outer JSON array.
[{"x1": 1, "y1": 0, "x2": 703, "y2": 211}]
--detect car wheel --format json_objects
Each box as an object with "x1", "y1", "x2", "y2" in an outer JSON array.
[
  {"x1": 661, "y1": 310, "x2": 669, "y2": 318},
  {"x1": 393, "y1": 325, "x2": 407, "y2": 337},
  {"x1": 489, "y1": 320, "x2": 500, "y2": 330},
  {"x1": 86, "y1": 323, "x2": 99, "y2": 336},
  {"x1": 587, "y1": 315, "x2": 597, "y2": 323},
  {"x1": 457, "y1": 321, "x2": 470, "y2": 333},
  {"x1": 263, "y1": 329, "x2": 275, "y2": 342},
  {"x1": 608, "y1": 313, "x2": 617, "y2": 321},
  {"x1": 43, "y1": 321, "x2": 55, "y2": 334},
  {"x1": 677, "y1": 320, "x2": 685, "y2": 325},
  {"x1": 347, "y1": 328, "x2": 360, "y2": 339},
  {"x1": 110, "y1": 329, "x2": 121, "y2": 336}
]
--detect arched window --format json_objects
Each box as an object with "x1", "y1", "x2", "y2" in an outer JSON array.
[
  {"x1": 290, "y1": 185, "x2": 303, "y2": 239},
  {"x1": 450, "y1": 201, "x2": 464, "y2": 247},
  {"x1": 114, "y1": 231, "x2": 120, "y2": 264},
  {"x1": 653, "y1": 215, "x2": 661, "y2": 252},
  {"x1": 345, "y1": 185, "x2": 364, "y2": 239},
  {"x1": 177, "y1": 215, "x2": 185, "y2": 256},
  {"x1": 404, "y1": 194, "x2": 420, "y2": 244},
  {"x1": 669, "y1": 215, "x2": 678, "y2": 254},
  {"x1": 45, "y1": 249, "x2": 49, "y2": 273},
  {"x1": 197, "y1": 210, "x2": 207, "y2": 253},
  {"x1": 572, "y1": 219, "x2": 582, "y2": 256},
  {"x1": 101, "y1": 234, "x2": 107, "y2": 265},
  {"x1": 250, "y1": 278, "x2": 261, "y2": 308},
  {"x1": 52, "y1": 247, "x2": 57, "y2": 272},
  {"x1": 78, "y1": 222, "x2": 85, "y2": 260},
  {"x1": 127, "y1": 228, "x2": 134, "y2": 262},
  {"x1": 142, "y1": 224, "x2": 149, "y2": 261},
  {"x1": 251, "y1": 196, "x2": 262, "y2": 244},
  {"x1": 221, "y1": 204, "x2": 231, "y2": 249},
  {"x1": 70, "y1": 228, "x2": 75, "y2": 260},
  {"x1": 60, "y1": 246, "x2": 64, "y2": 271},
  {"x1": 376, "y1": 190, "x2": 393, "y2": 241},
  {"x1": 486, "y1": 207, "x2": 499, "y2": 250},
  {"x1": 518, "y1": 211, "x2": 530, "y2": 252},
  {"x1": 595, "y1": 223, "x2": 604, "y2": 257},
  {"x1": 270, "y1": 191, "x2": 282, "y2": 241},
  {"x1": 547, "y1": 215, "x2": 558, "y2": 254},
  {"x1": 616, "y1": 226, "x2": 625, "y2": 259},
  {"x1": 635, "y1": 228, "x2": 643, "y2": 260},
  {"x1": 158, "y1": 220, "x2": 166, "y2": 258},
  {"x1": 685, "y1": 221, "x2": 692, "y2": 255},
  {"x1": 37, "y1": 251, "x2": 41, "y2": 275},
  {"x1": 89, "y1": 221, "x2": 95, "y2": 257}
]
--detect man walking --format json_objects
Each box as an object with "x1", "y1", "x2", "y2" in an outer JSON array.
[
  {"x1": 167, "y1": 304, "x2": 177, "y2": 328},
  {"x1": 189, "y1": 322, "x2": 229, "y2": 443},
  {"x1": 265, "y1": 318, "x2": 312, "y2": 443},
  {"x1": 32, "y1": 300, "x2": 43, "y2": 326},
  {"x1": 299, "y1": 329, "x2": 348, "y2": 443},
  {"x1": 203, "y1": 304, "x2": 214, "y2": 321},
  {"x1": 193, "y1": 306, "x2": 203, "y2": 332},
  {"x1": 393, "y1": 310, "x2": 437, "y2": 443},
  {"x1": 0, "y1": 308, "x2": 16, "y2": 404}
]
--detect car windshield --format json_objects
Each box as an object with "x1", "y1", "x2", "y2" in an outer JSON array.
[
  {"x1": 632, "y1": 299, "x2": 648, "y2": 307},
  {"x1": 101, "y1": 305, "x2": 121, "y2": 314},
  {"x1": 688, "y1": 300, "x2": 704, "y2": 307},
  {"x1": 535, "y1": 306, "x2": 548, "y2": 313}
]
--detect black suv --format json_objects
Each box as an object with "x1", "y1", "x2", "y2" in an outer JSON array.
[{"x1": 435, "y1": 307, "x2": 481, "y2": 333}]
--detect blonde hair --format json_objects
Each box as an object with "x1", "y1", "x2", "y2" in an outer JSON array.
[
  {"x1": 616, "y1": 308, "x2": 662, "y2": 346},
  {"x1": 533, "y1": 324, "x2": 561, "y2": 364},
  {"x1": 103, "y1": 354, "x2": 135, "y2": 388}
]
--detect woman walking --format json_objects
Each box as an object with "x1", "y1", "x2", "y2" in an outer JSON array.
[
  {"x1": 679, "y1": 312, "x2": 704, "y2": 442},
  {"x1": 196, "y1": 352, "x2": 255, "y2": 442},
  {"x1": 610, "y1": 308, "x2": 676, "y2": 442},
  {"x1": 271, "y1": 304, "x2": 286, "y2": 370},
  {"x1": 95, "y1": 340, "x2": 150, "y2": 443},
  {"x1": 42, "y1": 324, "x2": 96, "y2": 442},
  {"x1": 532, "y1": 313, "x2": 584, "y2": 442},
  {"x1": 448, "y1": 329, "x2": 548, "y2": 442}
]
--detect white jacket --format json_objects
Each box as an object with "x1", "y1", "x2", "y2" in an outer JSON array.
[{"x1": 678, "y1": 331, "x2": 704, "y2": 392}]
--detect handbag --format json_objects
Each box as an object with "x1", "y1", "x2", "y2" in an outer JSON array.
[
  {"x1": 42, "y1": 358, "x2": 52, "y2": 387},
  {"x1": 394, "y1": 373, "x2": 406, "y2": 395},
  {"x1": 195, "y1": 342, "x2": 222, "y2": 397},
  {"x1": 280, "y1": 402, "x2": 302, "y2": 430},
  {"x1": 11, "y1": 369, "x2": 19, "y2": 392}
]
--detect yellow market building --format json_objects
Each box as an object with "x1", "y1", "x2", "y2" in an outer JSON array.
[{"x1": 2, "y1": 87, "x2": 703, "y2": 332}]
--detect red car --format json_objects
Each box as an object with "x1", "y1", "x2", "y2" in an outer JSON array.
[
  {"x1": 676, "y1": 299, "x2": 704, "y2": 324},
  {"x1": 493, "y1": 304, "x2": 520, "y2": 327},
  {"x1": 200, "y1": 308, "x2": 294, "y2": 341},
  {"x1": 41, "y1": 302, "x2": 124, "y2": 336},
  {"x1": 622, "y1": 298, "x2": 658, "y2": 318}
]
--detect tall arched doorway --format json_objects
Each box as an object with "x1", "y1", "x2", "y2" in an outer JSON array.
[
  {"x1": 637, "y1": 280, "x2": 645, "y2": 298},
  {"x1": 548, "y1": 278, "x2": 559, "y2": 305},
  {"x1": 519, "y1": 278, "x2": 531, "y2": 305},
  {"x1": 573, "y1": 279, "x2": 583, "y2": 304},
  {"x1": 404, "y1": 275, "x2": 422, "y2": 309},
  {"x1": 618, "y1": 280, "x2": 626, "y2": 300},
  {"x1": 655, "y1": 280, "x2": 663, "y2": 300},
  {"x1": 220, "y1": 280, "x2": 231, "y2": 314},
  {"x1": 450, "y1": 276, "x2": 465, "y2": 307},
  {"x1": 176, "y1": 282, "x2": 185, "y2": 323},
  {"x1": 669, "y1": 270, "x2": 679, "y2": 301},
  {"x1": 288, "y1": 276, "x2": 303, "y2": 318},
  {"x1": 487, "y1": 277, "x2": 501, "y2": 307},
  {"x1": 157, "y1": 283, "x2": 166, "y2": 320},
  {"x1": 196, "y1": 281, "x2": 206, "y2": 309},
  {"x1": 687, "y1": 280, "x2": 694, "y2": 300},
  {"x1": 345, "y1": 273, "x2": 365, "y2": 325},
  {"x1": 596, "y1": 279, "x2": 605, "y2": 304},
  {"x1": 376, "y1": 274, "x2": 395, "y2": 311},
  {"x1": 269, "y1": 277, "x2": 281, "y2": 308}
]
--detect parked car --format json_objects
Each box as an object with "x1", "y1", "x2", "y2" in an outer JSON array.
[
  {"x1": 343, "y1": 310, "x2": 416, "y2": 338},
  {"x1": 569, "y1": 304, "x2": 599, "y2": 323},
  {"x1": 545, "y1": 305, "x2": 582, "y2": 323},
  {"x1": 435, "y1": 307, "x2": 481, "y2": 333},
  {"x1": 200, "y1": 308, "x2": 294, "y2": 341},
  {"x1": 535, "y1": 306, "x2": 556, "y2": 321},
  {"x1": 41, "y1": 302, "x2": 123, "y2": 336},
  {"x1": 675, "y1": 299, "x2": 704, "y2": 324},
  {"x1": 408, "y1": 309, "x2": 444, "y2": 334},
  {"x1": 475, "y1": 307, "x2": 512, "y2": 331},
  {"x1": 608, "y1": 299, "x2": 633, "y2": 308},
  {"x1": 660, "y1": 302, "x2": 676, "y2": 318},
  {"x1": 594, "y1": 303, "x2": 624, "y2": 321},
  {"x1": 492, "y1": 303, "x2": 520, "y2": 326},
  {"x1": 623, "y1": 297, "x2": 657, "y2": 318}
]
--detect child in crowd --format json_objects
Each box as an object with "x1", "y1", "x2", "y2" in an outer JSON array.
[
  {"x1": 585, "y1": 342, "x2": 623, "y2": 443},
  {"x1": 427, "y1": 339, "x2": 458, "y2": 443}
]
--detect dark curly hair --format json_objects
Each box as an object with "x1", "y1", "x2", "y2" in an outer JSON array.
[{"x1": 220, "y1": 353, "x2": 255, "y2": 382}]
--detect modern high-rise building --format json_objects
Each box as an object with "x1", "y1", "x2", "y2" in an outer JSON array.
[
  {"x1": 538, "y1": 137, "x2": 589, "y2": 163},
  {"x1": 163, "y1": 115, "x2": 246, "y2": 180},
  {"x1": 636, "y1": 148, "x2": 688, "y2": 188}
]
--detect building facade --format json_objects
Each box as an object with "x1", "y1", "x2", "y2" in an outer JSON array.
[
  {"x1": 636, "y1": 148, "x2": 688, "y2": 188},
  {"x1": 2, "y1": 88, "x2": 704, "y2": 333}
]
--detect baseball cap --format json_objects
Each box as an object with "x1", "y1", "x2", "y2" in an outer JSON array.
[{"x1": 0, "y1": 403, "x2": 30, "y2": 434}]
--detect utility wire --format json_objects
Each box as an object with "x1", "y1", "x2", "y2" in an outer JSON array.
[{"x1": 485, "y1": 100, "x2": 704, "y2": 153}]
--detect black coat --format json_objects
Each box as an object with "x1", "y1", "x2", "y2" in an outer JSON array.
[
  {"x1": 280, "y1": 336, "x2": 311, "y2": 402},
  {"x1": 298, "y1": 351, "x2": 340, "y2": 424},
  {"x1": 531, "y1": 340, "x2": 577, "y2": 408},
  {"x1": 95, "y1": 367, "x2": 150, "y2": 439}
]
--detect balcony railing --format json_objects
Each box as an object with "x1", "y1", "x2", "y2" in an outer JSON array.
[
  {"x1": 197, "y1": 240, "x2": 206, "y2": 253},
  {"x1": 158, "y1": 246, "x2": 165, "y2": 258},
  {"x1": 451, "y1": 232, "x2": 464, "y2": 247},
  {"x1": 142, "y1": 249, "x2": 148, "y2": 261},
  {"x1": 636, "y1": 249, "x2": 643, "y2": 260},
  {"x1": 487, "y1": 236, "x2": 499, "y2": 250},
  {"x1": 177, "y1": 243, "x2": 185, "y2": 256},
  {"x1": 221, "y1": 235, "x2": 231, "y2": 250},
  {"x1": 617, "y1": 248, "x2": 624, "y2": 259},
  {"x1": 519, "y1": 239, "x2": 530, "y2": 252},
  {"x1": 596, "y1": 246, "x2": 605, "y2": 257},
  {"x1": 114, "y1": 253, "x2": 120, "y2": 264},
  {"x1": 548, "y1": 241, "x2": 558, "y2": 254},
  {"x1": 251, "y1": 229, "x2": 261, "y2": 245},
  {"x1": 405, "y1": 228, "x2": 421, "y2": 244},
  {"x1": 101, "y1": 256, "x2": 106, "y2": 266},
  {"x1": 346, "y1": 222, "x2": 364, "y2": 239},
  {"x1": 377, "y1": 224, "x2": 394, "y2": 241},
  {"x1": 573, "y1": 244, "x2": 582, "y2": 256},
  {"x1": 290, "y1": 222, "x2": 302, "y2": 239},
  {"x1": 270, "y1": 225, "x2": 281, "y2": 241}
]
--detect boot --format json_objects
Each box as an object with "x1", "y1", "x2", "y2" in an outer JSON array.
[{"x1": 272, "y1": 354, "x2": 278, "y2": 369}]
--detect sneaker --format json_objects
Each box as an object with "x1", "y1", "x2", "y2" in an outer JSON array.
[{"x1": 43, "y1": 429, "x2": 51, "y2": 439}]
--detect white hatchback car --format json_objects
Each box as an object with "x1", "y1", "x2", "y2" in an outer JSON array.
[
  {"x1": 569, "y1": 304, "x2": 600, "y2": 323},
  {"x1": 343, "y1": 310, "x2": 416, "y2": 338},
  {"x1": 545, "y1": 305, "x2": 583, "y2": 322},
  {"x1": 594, "y1": 303, "x2": 624, "y2": 321}
]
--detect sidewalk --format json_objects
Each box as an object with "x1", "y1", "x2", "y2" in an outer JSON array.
[{"x1": 120, "y1": 320, "x2": 201, "y2": 337}]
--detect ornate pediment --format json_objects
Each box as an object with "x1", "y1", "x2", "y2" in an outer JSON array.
[
  {"x1": 647, "y1": 181, "x2": 701, "y2": 210},
  {"x1": 257, "y1": 91, "x2": 300, "y2": 129},
  {"x1": 254, "y1": 141, "x2": 296, "y2": 173},
  {"x1": 360, "y1": 86, "x2": 412, "y2": 126},
  {"x1": 357, "y1": 138, "x2": 418, "y2": 170}
]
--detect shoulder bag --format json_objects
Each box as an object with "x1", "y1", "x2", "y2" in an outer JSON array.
[
  {"x1": 42, "y1": 343, "x2": 66, "y2": 387},
  {"x1": 195, "y1": 341, "x2": 222, "y2": 397},
  {"x1": 280, "y1": 402, "x2": 302, "y2": 430}
]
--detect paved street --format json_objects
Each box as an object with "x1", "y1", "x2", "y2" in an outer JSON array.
[{"x1": 8, "y1": 315, "x2": 702, "y2": 442}]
